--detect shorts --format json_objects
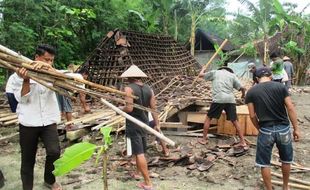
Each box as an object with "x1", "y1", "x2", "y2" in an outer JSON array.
[
  {"x1": 56, "y1": 94, "x2": 72, "y2": 113},
  {"x1": 128, "y1": 136, "x2": 147, "y2": 155},
  {"x1": 207, "y1": 103, "x2": 237, "y2": 121},
  {"x1": 256, "y1": 125, "x2": 293, "y2": 167}
]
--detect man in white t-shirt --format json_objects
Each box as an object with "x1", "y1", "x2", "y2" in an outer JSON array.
[{"x1": 14, "y1": 44, "x2": 62, "y2": 190}]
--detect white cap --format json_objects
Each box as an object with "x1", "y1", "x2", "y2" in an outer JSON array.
[{"x1": 120, "y1": 65, "x2": 148, "y2": 78}]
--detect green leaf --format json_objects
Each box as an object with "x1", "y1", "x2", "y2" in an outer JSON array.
[
  {"x1": 100, "y1": 126, "x2": 113, "y2": 147},
  {"x1": 65, "y1": 8, "x2": 75, "y2": 15},
  {"x1": 53, "y1": 142, "x2": 97, "y2": 176}
]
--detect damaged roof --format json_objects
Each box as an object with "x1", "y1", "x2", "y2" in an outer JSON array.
[
  {"x1": 80, "y1": 29, "x2": 201, "y2": 93},
  {"x1": 195, "y1": 28, "x2": 235, "y2": 51}
]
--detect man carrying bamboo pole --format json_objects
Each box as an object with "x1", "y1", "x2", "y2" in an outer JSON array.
[
  {"x1": 245, "y1": 67, "x2": 300, "y2": 190},
  {"x1": 13, "y1": 44, "x2": 62, "y2": 190},
  {"x1": 198, "y1": 66, "x2": 247, "y2": 148},
  {"x1": 120, "y1": 65, "x2": 158, "y2": 190}
]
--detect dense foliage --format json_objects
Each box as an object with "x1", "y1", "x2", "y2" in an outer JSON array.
[{"x1": 0, "y1": 0, "x2": 309, "y2": 84}]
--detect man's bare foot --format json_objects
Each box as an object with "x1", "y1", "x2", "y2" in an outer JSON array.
[
  {"x1": 44, "y1": 182, "x2": 62, "y2": 190},
  {"x1": 198, "y1": 138, "x2": 208, "y2": 145}
]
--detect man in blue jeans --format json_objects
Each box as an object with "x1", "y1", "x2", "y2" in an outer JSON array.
[{"x1": 245, "y1": 67, "x2": 300, "y2": 190}]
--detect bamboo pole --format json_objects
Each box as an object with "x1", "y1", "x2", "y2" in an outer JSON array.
[
  {"x1": 271, "y1": 161, "x2": 310, "y2": 171},
  {"x1": 0, "y1": 44, "x2": 32, "y2": 62},
  {"x1": 65, "y1": 112, "x2": 115, "y2": 125},
  {"x1": 192, "y1": 39, "x2": 228, "y2": 85},
  {"x1": 91, "y1": 115, "x2": 124, "y2": 131},
  {"x1": 0, "y1": 115, "x2": 17, "y2": 122},
  {"x1": 100, "y1": 98, "x2": 175, "y2": 146},
  {"x1": 260, "y1": 179, "x2": 310, "y2": 190},
  {"x1": 231, "y1": 51, "x2": 245, "y2": 63},
  {"x1": 0, "y1": 59, "x2": 71, "y2": 98},
  {"x1": 3, "y1": 119, "x2": 18, "y2": 126},
  {"x1": 0, "y1": 50, "x2": 137, "y2": 99},
  {"x1": 0, "y1": 59, "x2": 155, "y2": 113},
  {"x1": 0, "y1": 132, "x2": 19, "y2": 143},
  {"x1": 271, "y1": 172, "x2": 310, "y2": 186}
]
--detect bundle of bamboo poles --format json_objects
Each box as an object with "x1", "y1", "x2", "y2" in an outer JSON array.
[
  {"x1": 0, "y1": 111, "x2": 18, "y2": 127},
  {"x1": 0, "y1": 45, "x2": 156, "y2": 114}
]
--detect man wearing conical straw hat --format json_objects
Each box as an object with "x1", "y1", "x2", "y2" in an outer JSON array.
[{"x1": 120, "y1": 65, "x2": 165, "y2": 190}]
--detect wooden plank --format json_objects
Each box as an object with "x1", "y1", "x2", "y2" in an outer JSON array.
[
  {"x1": 187, "y1": 112, "x2": 206, "y2": 123},
  {"x1": 66, "y1": 128, "x2": 90, "y2": 141},
  {"x1": 160, "y1": 122, "x2": 188, "y2": 129},
  {"x1": 164, "y1": 131, "x2": 216, "y2": 138},
  {"x1": 177, "y1": 112, "x2": 188, "y2": 125},
  {"x1": 246, "y1": 116, "x2": 258, "y2": 135}
]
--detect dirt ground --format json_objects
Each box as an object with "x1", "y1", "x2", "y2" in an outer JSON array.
[{"x1": 0, "y1": 89, "x2": 310, "y2": 190}]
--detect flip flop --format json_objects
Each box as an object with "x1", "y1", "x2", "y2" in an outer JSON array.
[
  {"x1": 137, "y1": 182, "x2": 155, "y2": 190},
  {"x1": 233, "y1": 143, "x2": 249, "y2": 150}
]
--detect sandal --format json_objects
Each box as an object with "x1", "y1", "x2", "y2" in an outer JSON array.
[
  {"x1": 137, "y1": 182, "x2": 155, "y2": 190},
  {"x1": 233, "y1": 143, "x2": 249, "y2": 151}
]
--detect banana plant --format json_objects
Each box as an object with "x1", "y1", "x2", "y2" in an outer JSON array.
[{"x1": 53, "y1": 126, "x2": 113, "y2": 190}]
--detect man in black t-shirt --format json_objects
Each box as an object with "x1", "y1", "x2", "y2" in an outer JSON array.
[
  {"x1": 121, "y1": 65, "x2": 156, "y2": 190},
  {"x1": 245, "y1": 67, "x2": 300, "y2": 190}
]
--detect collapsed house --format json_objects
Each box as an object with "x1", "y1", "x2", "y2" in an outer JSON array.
[
  {"x1": 80, "y1": 29, "x2": 201, "y2": 94},
  {"x1": 78, "y1": 29, "x2": 256, "y2": 137}
]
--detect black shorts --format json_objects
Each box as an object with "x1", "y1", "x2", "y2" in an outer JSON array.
[
  {"x1": 130, "y1": 136, "x2": 147, "y2": 155},
  {"x1": 207, "y1": 103, "x2": 237, "y2": 121}
]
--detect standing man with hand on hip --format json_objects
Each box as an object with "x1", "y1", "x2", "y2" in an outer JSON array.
[
  {"x1": 14, "y1": 44, "x2": 62, "y2": 190},
  {"x1": 198, "y1": 66, "x2": 247, "y2": 148},
  {"x1": 245, "y1": 67, "x2": 300, "y2": 190}
]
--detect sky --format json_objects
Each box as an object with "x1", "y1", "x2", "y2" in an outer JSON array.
[{"x1": 227, "y1": 0, "x2": 310, "y2": 15}]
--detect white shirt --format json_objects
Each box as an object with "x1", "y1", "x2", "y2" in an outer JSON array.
[
  {"x1": 13, "y1": 80, "x2": 61, "y2": 127},
  {"x1": 5, "y1": 73, "x2": 23, "y2": 93}
]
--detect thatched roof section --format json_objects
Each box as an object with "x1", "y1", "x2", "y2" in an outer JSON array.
[
  {"x1": 195, "y1": 28, "x2": 235, "y2": 51},
  {"x1": 80, "y1": 29, "x2": 201, "y2": 93}
]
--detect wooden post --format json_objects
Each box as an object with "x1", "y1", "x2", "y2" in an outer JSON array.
[
  {"x1": 192, "y1": 39, "x2": 228, "y2": 85},
  {"x1": 100, "y1": 99, "x2": 175, "y2": 146}
]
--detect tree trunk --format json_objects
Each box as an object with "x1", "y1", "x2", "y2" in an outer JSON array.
[
  {"x1": 174, "y1": 10, "x2": 178, "y2": 41},
  {"x1": 190, "y1": 14, "x2": 196, "y2": 56},
  {"x1": 163, "y1": 14, "x2": 169, "y2": 35},
  {"x1": 263, "y1": 35, "x2": 269, "y2": 66}
]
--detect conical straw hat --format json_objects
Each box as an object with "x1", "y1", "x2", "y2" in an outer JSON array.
[
  {"x1": 283, "y1": 56, "x2": 290, "y2": 61},
  {"x1": 120, "y1": 65, "x2": 148, "y2": 78}
]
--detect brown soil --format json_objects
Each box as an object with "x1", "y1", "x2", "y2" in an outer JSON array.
[{"x1": 0, "y1": 89, "x2": 310, "y2": 190}]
